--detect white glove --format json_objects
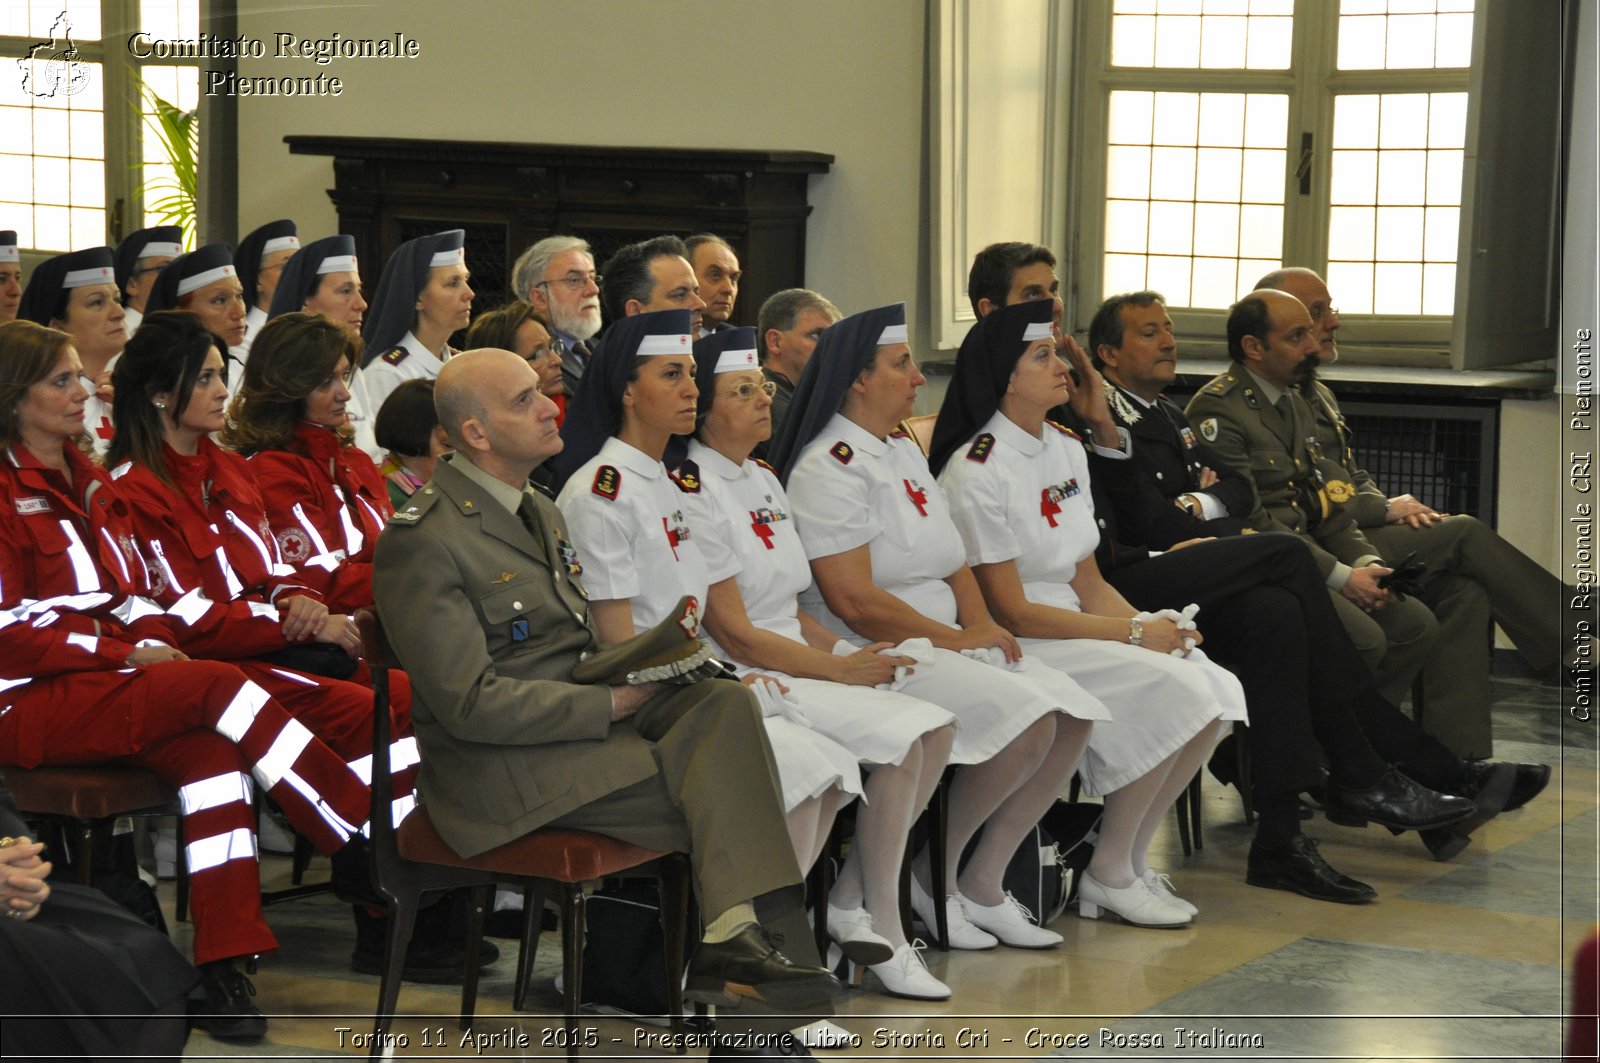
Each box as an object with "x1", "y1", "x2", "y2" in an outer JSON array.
[
  {"x1": 959, "y1": 646, "x2": 1029, "y2": 672},
  {"x1": 747, "y1": 675, "x2": 810, "y2": 726},
  {"x1": 1135, "y1": 604, "x2": 1201, "y2": 657},
  {"x1": 836, "y1": 637, "x2": 936, "y2": 691}
]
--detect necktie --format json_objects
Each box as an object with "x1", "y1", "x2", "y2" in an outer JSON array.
[{"x1": 517, "y1": 492, "x2": 555, "y2": 566}]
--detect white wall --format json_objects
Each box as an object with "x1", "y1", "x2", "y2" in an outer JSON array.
[{"x1": 234, "y1": 0, "x2": 928, "y2": 333}]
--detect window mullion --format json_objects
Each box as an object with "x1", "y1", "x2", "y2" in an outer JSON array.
[
  {"x1": 1282, "y1": 0, "x2": 1336, "y2": 280},
  {"x1": 101, "y1": 0, "x2": 138, "y2": 243}
]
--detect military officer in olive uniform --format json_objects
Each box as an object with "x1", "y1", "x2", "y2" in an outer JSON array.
[
  {"x1": 372, "y1": 348, "x2": 837, "y2": 1034},
  {"x1": 1185, "y1": 291, "x2": 1460, "y2": 739},
  {"x1": 1262, "y1": 268, "x2": 1579, "y2": 719}
]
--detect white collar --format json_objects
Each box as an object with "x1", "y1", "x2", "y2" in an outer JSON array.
[{"x1": 984, "y1": 409, "x2": 1045, "y2": 457}]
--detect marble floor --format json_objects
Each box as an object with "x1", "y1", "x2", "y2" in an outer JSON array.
[{"x1": 173, "y1": 672, "x2": 1598, "y2": 1062}]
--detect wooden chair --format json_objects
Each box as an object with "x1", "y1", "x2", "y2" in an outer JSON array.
[
  {"x1": 355, "y1": 611, "x2": 693, "y2": 1062},
  {"x1": 3, "y1": 763, "x2": 189, "y2": 918}
]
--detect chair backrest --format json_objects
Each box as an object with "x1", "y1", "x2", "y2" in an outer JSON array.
[
  {"x1": 902, "y1": 414, "x2": 937, "y2": 457},
  {"x1": 355, "y1": 609, "x2": 399, "y2": 862}
]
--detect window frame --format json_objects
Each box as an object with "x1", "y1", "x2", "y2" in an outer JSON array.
[
  {"x1": 1069, "y1": 0, "x2": 1478, "y2": 366},
  {"x1": 0, "y1": 0, "x2": 227, "y2": 265}
]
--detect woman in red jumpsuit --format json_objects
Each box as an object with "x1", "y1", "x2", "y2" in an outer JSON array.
[
  {"x1": 106, "y1": 310, "x2": 417, "y2": 821},
  {"x1": 0, "y1": 319, "x2": 372, "y2": 1042},
  {"x1": 221, "y1": 312, "x2": 391, "y2": 613}
]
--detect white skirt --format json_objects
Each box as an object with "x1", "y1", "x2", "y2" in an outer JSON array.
[
  {"x1": 1018, "y1": 639, "x2": 1247, "y2": 796},
  {"x1": 886, "y1": 648, "x2": 1111, "y2": 765},
  {"x1": 762, "y1": 675, "x2": 956, "y2": 767},
  {"x1": 761, "y1": 716, "x2": 865, "y2": 810}
]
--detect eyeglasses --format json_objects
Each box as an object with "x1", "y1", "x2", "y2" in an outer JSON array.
[
  {"x1": 1309, "y1": 304, "x2": 1340, "y2": 323},
  {"x1": 719, "y1": 380, "x2": 778, "y2": 402},
  {"x1": 539, "y1": 272, "x2": 601, "y2": 292},
  {"x1": 523, "y1": 343, "x2": 558, "y2": 363}
]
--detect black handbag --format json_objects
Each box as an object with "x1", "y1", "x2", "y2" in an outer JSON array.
[{"x1": 578, "y1": 880, "x2": 672, "y2": 1020}]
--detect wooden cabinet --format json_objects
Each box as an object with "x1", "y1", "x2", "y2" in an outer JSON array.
[{"x1": 285, "y1": 136, "x2": 834, "y2": 326}]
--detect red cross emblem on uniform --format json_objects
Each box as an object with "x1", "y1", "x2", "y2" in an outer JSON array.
[
  {"x1": 903, "y1": 479, "x2": 928, "y2": 517},
  {"x1": 678, "y1": 596, "x2": 701, "y2": 639},
  {"x1": 94, "y1": 416, "x2": 115, "y2": 441},
  {"x1": 1040, "y1": 487, "x2": 1062, "y2": 528},
  {"x1": 750, "y1": 511, "x2": 776, "y2": 550},
  {"x1": 662, "y1": 516, "x2": 681, "y2": 560}
]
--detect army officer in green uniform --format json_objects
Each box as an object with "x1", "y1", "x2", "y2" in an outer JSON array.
[
  {"x1": 1184, "y1": 291, "x2": 1455, "y2": 743},
  {"x1": 372, "y1": 348, "x2": 837, "y2": 1041}
]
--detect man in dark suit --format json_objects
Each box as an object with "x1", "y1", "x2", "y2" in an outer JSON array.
[
  {"x1": 687, "y1": 233, "x2": 742, "y2": 337},
  {"x1": 510, "y1": 235, "x2": 603, "y2": 400},
  {"x1": 372, "y1": 348, "x2": 836, "y2": 1050},
  {"x1": 1089, "y1": 291, "x2": 1253, "y2": 543}
]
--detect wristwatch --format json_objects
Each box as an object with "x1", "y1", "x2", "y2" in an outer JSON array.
[{"x1": 1127, "y1": 617, "x2": 1144, "y2": 647}]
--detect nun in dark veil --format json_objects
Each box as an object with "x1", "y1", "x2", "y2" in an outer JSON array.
[
  {"x1": 267, "y1": 235, "x2": 365, "y2": 327},
  {"x1": 775, "y1": 301, "x2": 1110, "y2": 953},
  {"x1": 262, "y1": 234, "x2": 380, "y2": 457},
  {"x1": 359, "y1": 229, "x2": 471, "y2": 419},
  {"x1": 231, "y1": 218, "x2": 298, "y2": 361},
  {"x1": 142, "y1": 243, "x2": 248, "y2": 353},
  {"x1": 547, "y1": 309, "x2": 695, "y2": 494},
  {"x1": 765, "y1": 303, "x2": 906, "y2": 483},
  {"x1": 930, "y1": 299, "x2": 1245, "y2": 930}
]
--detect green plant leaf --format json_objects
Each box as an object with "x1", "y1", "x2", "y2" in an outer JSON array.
[{"x1": 132, "y1": 84, "x2": 199, "y2": 240}]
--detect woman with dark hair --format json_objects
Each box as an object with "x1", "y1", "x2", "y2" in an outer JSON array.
[
  {"x1": 360, "y1": 229, "x2": 472, "y2": 421},
  {"x1": 930, "y1": 299, "x2": 1245, "y2": 927},
  {"x1": 266, "y1": 234, "x2": 379, "y2": 458},
  {"x1": 221, "y1": 313, "x2": 392, "y2": 613},
  {"x1": 0, "y1": 768, "x2": 199, "y2": 1060},
  {"x1": 104, "y1": 310, "x2": 465, "y2": 980},
  {"x1": 0, "y1": 318, "x2": 373, "y2": 1040},
  {"x1": 15, "y1": 246, "x2": 124, "y2": 451},
  {"x1": 374, "y1": 378, "x2": 448, "y2": 508},
  {"x1": 143, "y1": 243, "x2": 248, "y2": 352},
  {"x1": 680, "y1": 327, "x2": 958, "y2": 1000},
  {"x1": 465, "y1": 302, "x2": 566, "y2": 422}
]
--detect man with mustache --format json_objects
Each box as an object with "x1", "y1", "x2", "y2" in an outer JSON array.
[
  {"x1": 1258, "y1": 267, "x2": 1582, "y2": 754},
  {"x1": 1184, "y1": 290, "x2": 1485, "y2": 749},
  {"x1": 512, "y1": 235, "x2": 604, "y2": 399}
]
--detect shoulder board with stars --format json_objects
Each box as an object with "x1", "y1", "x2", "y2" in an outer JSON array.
[
  {"x1": 829, "y1": 441, "x2": 853, "y2": 465},
  {"x1": 1200, "y1": 372, "x2": 1239, "y2": 397},
  {"x1": 381, "y1": 346, "x2": 410, "y2": 366},
  {"x1": 592, "y1": 464, "x2": 621, "y2": 501},
  {"x1": 670, "y1": 460, "x2": 702, "y2": 494},
  {"x1": 966, "y1": 433, "x2": 995, "y2": 463},
  {"x1": 888, "y1": 425, "x2": 911, "y2": 440},
  {"x1": 1045, "y1": 419, "x2": 1081, "y2": 441},
  {"x1": 752, "y1": 457, "x2": 777, "y2": 475}
]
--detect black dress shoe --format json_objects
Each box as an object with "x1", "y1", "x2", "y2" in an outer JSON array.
[
  {"x1": 1324, "y1": 767, "x2": 1476, "y2": 831},
  {"x1": 190, "y1": 960, "x2": 267, "y2": 1043},
  {"x1": 1246, "y1": 834, "x2": 1376, "y2": 904},
  {"x1": 1416, "y1": 759, "x2": 1544, "y2": 860},
  {"x1": 707, "y1": 1032, "x2": 815, "y2": 1059},
  {"x1": 1475, "y1": 759, "x2": 1551, "y2": 812},
  {"x1": 686, "y1": 925, "x2": 841, "y2": 1009}
]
